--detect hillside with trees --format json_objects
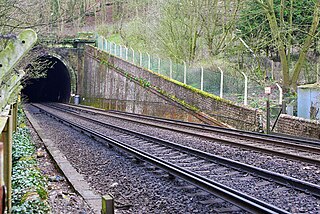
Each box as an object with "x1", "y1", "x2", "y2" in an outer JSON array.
[{"x1": 1, "y1": 0, "x2": 320, "y2": 96}]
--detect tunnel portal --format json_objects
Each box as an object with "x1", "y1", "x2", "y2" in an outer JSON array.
[{"x1": 22, "y1": 56, "x2": 71, "y2": 103}]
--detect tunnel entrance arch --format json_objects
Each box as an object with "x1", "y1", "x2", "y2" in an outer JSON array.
[{"x1": 22, "y1": 53, "x2": 77, "y2": 103}]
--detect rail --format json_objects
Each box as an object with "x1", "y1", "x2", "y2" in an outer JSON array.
[
  {"x1": 31, "y1": 103, "x2": 319, "y2": 213},
  {"x1": 41, "y1": 103, "x2": 320, "y2": 195},
  {"x1": 59, "y1": 103, "x2": 320, "y2": 165}
]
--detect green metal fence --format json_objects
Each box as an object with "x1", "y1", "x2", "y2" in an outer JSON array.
[{"x1": 96, "y1": 35, "x2": 253, "y2": 105}]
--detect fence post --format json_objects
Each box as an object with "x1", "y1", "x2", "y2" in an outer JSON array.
[
  {"x1": 170, "y1": 59, "x2": 173, "y2": 79},
  {"x1": 101, "y1": 194, "x2": 114, "y2": 214},
  {"x1": 275, "y1": 83, "x2": 283, "y2": 105},
  {"x1": 183, "y1": 61, "x2": 187, "y2": 84},
  {"x1": 125, "y1": 47, "x2": 128, "y2": 61},
  {"x1": 111, "y1": 43, "x2": 113, "y2": 55},
  {"x1": 201, "y1": 67, "x2": 204, "y2": 91},
  {"x1": 266, "y1": 94, "x2": 271, "y2": 134},
  {"x1": 12, "y1": 103, "x2": 17, "y2": 132},
  {"x1": 111, "y1": 42, "x2": 114, "y2": 54},
  {"x1": 139, "y1": 51, "x2": 142, "y2": 66},
  {"x1": 114, "y1": 44, "x2": 117, "y2": 56},
  {"x1": 0, "y1": 142, "x2": 3, "y2": 214},
  {"x1": 97, "y1": 36, "x2": 101, "y2": 49},
  {"x1": 271, "y1": 61, "x2": 275, "y2": 80},
  {"x1": 119, "y1": 45, "x2": 122, "y2": 58},
  {"x1": 147, "y1": 53, "x2": 151, "y2": 70},
  {"x1": 2, "y1": 113, "x2": 13, "y2": 212},
  {"x1": 132, "y1": 48, "x2": 135, "y2": 63},
  {"x1": 158, "y1": 57, "x2": 161, "y2": 74},
  {"x1": 241, "y1": 72, "x2": 248, "y2": 105},
  {"x1": 103, "y1": 39, "x2": 107, "y2": 51},
  {"x1": 317, "y1": 62, "x2": 320, "y2": 83},
  {"x1": 217, "y1": 67, "x2": 224, "y2": 98}
]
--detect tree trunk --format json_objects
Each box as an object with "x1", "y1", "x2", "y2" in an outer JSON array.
[
  {"x1": 291, "y1": 0, "x2": 320, "y2": 90},
  {"x1": 264, "y1": 0, "x2": 290, "y2": 89}
]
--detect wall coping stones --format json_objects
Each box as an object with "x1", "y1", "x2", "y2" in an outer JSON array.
[{"x1": 275, "y1": 114, "x2": 320, "y2": 140}]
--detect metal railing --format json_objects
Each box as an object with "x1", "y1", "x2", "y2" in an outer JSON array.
[{"x1": 96, "y1": 35, "x2": 249, "y2": 106}]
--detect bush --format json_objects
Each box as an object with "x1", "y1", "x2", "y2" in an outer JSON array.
[{"x1": 11, "y1": 111, "x2": 50, "y2": 213}]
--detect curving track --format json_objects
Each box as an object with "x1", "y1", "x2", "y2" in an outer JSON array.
[
  {"x1": 55, "y1": 103, "x2": 320, "y2": 166},
  {"x1": 30, "y1": 103, "x2": 320, "y2": 213}
]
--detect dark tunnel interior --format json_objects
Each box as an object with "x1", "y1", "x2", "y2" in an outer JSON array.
[{"x1": 22, "y1": 56, "x2": 71, "y2": 103}]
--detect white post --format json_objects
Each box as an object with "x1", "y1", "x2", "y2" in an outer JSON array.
[
  {"x1": 317, "y1": 62, "x2": 320, "y2": 83},
  {"x1": 218, "y1": 67, "x2": 224, "y2": 98},
  {"x1": 241, "y1": 72, "x2": 248, "y2": 105},
  {"x1": 105, "y1": 39, "x2": 108, "y2": 51},
  {"x1": 114, "y1": 44, "x2": 117, "y2": 56},
  {"x1": 170, "y1": 59, "x2": 173, "y2": 79},
  {"x1": 111, "y1": 42, "x2": 116, "y2": 55},
  {"x1": 109, "y1": 41, "x2": 112, "y2": 53},
  {"x1": 183, "y1": 61, "x2": 187, "y2": 84},
  {"x1": 271, "y1": 60, "x2": 274, "y2": 80},
  {"x1": 275, "y1": 83, "x2": 283, "y2": 105},
  {"x1": 98, "y1": 36, "x2": 101, "y2": 49},
  {"x1": 201, "y1": 67, "x2": 204, "y2": 91},
  {"x1": 158, "y1": 57, "x2": 161, "y2": 74},
  {"x1": 139, "y1": 51, "x2": 142, "y2": 66},
  {"x1": 125, "y1": 47, "x2": 128, "y2": 61},
  {"x1": 147, "y1": 53, "x2": 151, "y2": 70},
  {"x1": 120, "y1": 45, "x2": 122, "y2": 58},
  {"x1": 132, "y1": 48, "x2": 135, "y2": 63}
]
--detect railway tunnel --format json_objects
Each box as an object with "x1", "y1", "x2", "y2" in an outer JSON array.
[{"x1": 22, "y1": 56, "x2": 72, "y2": 103}]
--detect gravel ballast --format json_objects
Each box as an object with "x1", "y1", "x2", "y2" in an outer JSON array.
[
  {"x1": 26, "y1": 105, "x2": 245, "y2": 213},
  {"x1": 28, "y1": 104, "x2": 320, "y2": 213},
  {"x1": 27, "y1": 119, "x2": 95, "y2": 214}
]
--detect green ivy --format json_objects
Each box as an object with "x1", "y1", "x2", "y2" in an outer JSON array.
[{"x1": 11, "y1": 110, "x2": 50, "y2": 213}]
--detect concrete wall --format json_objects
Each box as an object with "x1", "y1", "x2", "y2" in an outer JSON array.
[
  {"x1": 80, "y1": 45, "x2": 262, "y2": 130},
  {"x1": 275, "y1": 114, "x2": 320, "y2": 140},
  {"x1": 78, "y1": 47, "x2": 211, "y2": 124},
  {"x1": 21, "y1": 44, "x2": 320, "y2": 137}
]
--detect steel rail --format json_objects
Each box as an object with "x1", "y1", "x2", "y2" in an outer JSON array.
[
  {"x1": 33, "y1": 104, "x2": 289, "y2": 214},
  {"x1": 36, "y1": 103, "x2": 320, "y2": 197},
  {"x1": 60, "y1": 103, "x2": 320, "y2": 147},
  {"x1": 55, "y1": 103, "x2": 320, "y2": 165},
  {"x1": 108, "y1": 110, "x2": 320, "y2": 146}
]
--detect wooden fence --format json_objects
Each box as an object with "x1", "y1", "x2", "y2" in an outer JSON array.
[{"x1": 0, "y1": 29, "x2": 37, "y2": 213}]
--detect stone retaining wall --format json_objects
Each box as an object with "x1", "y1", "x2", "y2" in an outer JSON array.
[
  {"x1": 82, "y1": 45, "x2": 262, "y2": 130},
  {"x1": 275, "y1": 114, "x2": 320, "y2": 140}
]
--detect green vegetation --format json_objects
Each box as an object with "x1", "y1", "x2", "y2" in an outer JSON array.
[
  {"x1": 238, "y1": 0, "x2": 320, "y2": 92},
  {"x1": 97, "y1": 0, "x2": 320, "y2": 98},
  {"x1": 98, "y1": 47, "x2": 233, "y2": 106},
  {"x1": 11, "y1": 109, "x2": 50, "y2": 213}
]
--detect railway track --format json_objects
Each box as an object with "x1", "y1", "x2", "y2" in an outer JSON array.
[
  {"x1": 53, "y1": 103, "x2": 320, "y2": 166},
  {"x1": 31, "y1": 103, "x2": 320, "y2": 213}
]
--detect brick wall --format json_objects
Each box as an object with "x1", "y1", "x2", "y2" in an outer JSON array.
[
  {"x1": 275, "y1": 114, "x2": 320, "y2": 140},
  {"x1": 82, "y1": 45, "x2": 262, "y2": 130}
]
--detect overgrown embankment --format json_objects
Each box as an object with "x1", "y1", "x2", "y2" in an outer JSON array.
[{"x1": 11, "y1": 109, "x2": 50, "y2": 213}]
